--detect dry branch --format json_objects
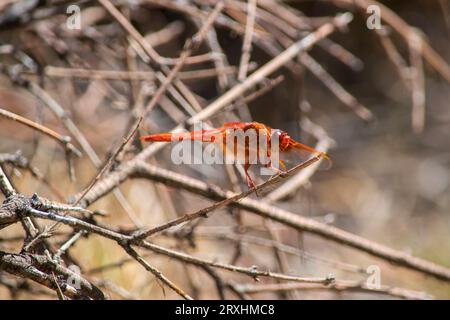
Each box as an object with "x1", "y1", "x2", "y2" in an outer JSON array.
[
  {"x1": 127, "y1": 162, "x2": 450, "y2": 282},
  {"x1": 0, "y1": 250, "x2": 106, "y2": 300},
  {"x1": 0, "y1": 193, "x2": 336, "y2": 288}
]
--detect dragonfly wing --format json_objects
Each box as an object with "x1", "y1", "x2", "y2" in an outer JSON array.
[{"x1": 219, "y1": 126, "x2": 272, "y2": 166}]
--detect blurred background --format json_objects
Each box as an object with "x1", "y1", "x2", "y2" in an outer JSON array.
[{"x1": 0, "y1": 0, "x2": 449, "y2": 299}]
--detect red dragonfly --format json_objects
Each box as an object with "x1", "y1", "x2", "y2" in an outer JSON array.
[{"x1": 141, "y1": 122, "x2": 328, "y2": 189}]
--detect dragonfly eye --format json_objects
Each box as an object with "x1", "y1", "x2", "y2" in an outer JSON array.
[
  {"x1": 273, "y1": 130, "x2": 283, "y2": 140},
  {"x1": 276, "y1": 131, "x2": 290, "y2": 149}
]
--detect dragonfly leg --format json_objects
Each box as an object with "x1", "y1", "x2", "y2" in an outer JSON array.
[
  {"x1": 279, "y1": 160, "x2": 287, "y2": 171},
  {"x1": 244, "y1": 163, "x2": 257, "y2": 189}
]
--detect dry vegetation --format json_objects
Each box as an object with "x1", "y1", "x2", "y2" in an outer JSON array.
[{"x1": 0, "y1": 0, "x2": 449, "y2": 299}]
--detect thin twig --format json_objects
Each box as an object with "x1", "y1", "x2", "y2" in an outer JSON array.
[
  {"x1": 122, "y1": 244, "x2": 193, "y2": 300},
  {"x1": 237, "y1": 0, "x2": 257, "y2": 81},
  {"x1": 298, "y1": 53, "x2": 373, "y2": 121},
  {"x1": 409, "y1": 31, "x2": 426, "y2": 134},
  {"x1": 38, "y1": 66, "x2": 238, "y2": 81},
  {"x1": 75, "y1": 117, "x2": 143, "y2": 206},
  {"x1": 132, "y1": 155, "x2": 322, "y2": 240},
  {"x1": 183, "y1": 229, "x2": 366, "y2": 274},
  {"x1": 233, "y1": 281, "x2": 433, "y2": 300},
  {"x1": 139, "y1": 241, "x2": 335, "y2": 284},
  {"x1": 0, "y1": 107, "x2": 81, "y2": 157}
]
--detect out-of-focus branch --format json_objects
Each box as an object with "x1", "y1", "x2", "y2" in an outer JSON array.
[
  {"x1": 0, "y1": 107, "x2": 81, "y2": 157},
  {"x1": 233, "y1": 281, "x2": 433, "y2": 300},
  {"x1": 142, "y1": 2, "x2": 224, "y2": 117},
  {"x1": 332, "y1": 0, "x2": 450, "y2": 83},
  {"x1": 37, "y1": 66, "x2": 239, "y2": 81},
  {"x1": 298, "y1": 54, "x2": 373, "y2": 121},
  {"x1": 97, "y1": 0, "x2": 215, "y2": 66},
  {"x1": 409, "y1": 31, "x2": 426, "y2": 134},
  {"x1": 237, "y1": 0, "x2": 257, "y2": 81},
  {"x1": 188, "y1": 13, "x2": 354, "y2": 124}
]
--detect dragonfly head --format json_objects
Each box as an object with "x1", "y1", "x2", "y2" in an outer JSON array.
[{"x1": 274, "y1": 130, "x2": 291, "y2": 150}]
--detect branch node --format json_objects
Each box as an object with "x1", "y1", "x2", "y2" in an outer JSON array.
[
  {"x1": 30, "y1": 193, "x2": 42, "y2": 209},
  {"x1": 325, "y1": 274, "x2": 336, "y2": 285},
  {"x1": 250, "y1": 265, "x2": 260, "y2": 282}
]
